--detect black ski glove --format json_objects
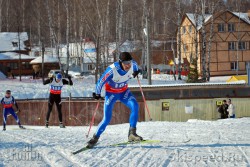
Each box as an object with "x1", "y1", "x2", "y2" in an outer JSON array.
[
  {"x1": 93, "y1": 92, "x2": 101, "y2": 100},
  {"x1": 68, "y1": 75, "x2": 72, "y2": 80},
  {"x1": 132, "y1": 69, "x2": 141, "y2": 78}
]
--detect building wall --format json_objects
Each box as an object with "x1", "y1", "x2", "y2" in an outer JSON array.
[
  {"x1": 180, "y1": 11, "x2": 250, "y2": 76},
  {"x1": 0, "y1": 59, "x2": 34, "y2": 76},
  {"x1": 145, "y1": 98, "x2": 250, "y2": 122}
]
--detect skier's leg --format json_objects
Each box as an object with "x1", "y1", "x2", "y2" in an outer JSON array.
[
  {"x1": 120, "y1": 90, "x2": 139, "y2": 128},
  {"x1": 55, "y1": 96, "x2": 64, "y2": 127},
  {"x1": 3, "y1": 109, "x2": 8, "y2": 130},
  {"x1": 95, "y1": 92, "x2": 118, "y2": 137},
  {"x1": 46, "y1": 95, "x2": 54, "y2": 122},
  {"x1": 120, "y1": 90, "x2": 142, "y2": 141},
  {"x1": 55, "y1": 96, "x2": 62, "y2": 122},
  {"x1": 87, "y1": 92, "x2": 118, "y2": 148},
  {"x1": 9, "y1": 108, "x2": 20, "y2": 125}
]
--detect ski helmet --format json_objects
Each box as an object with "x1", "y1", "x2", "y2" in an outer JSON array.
[
  {"x1": 119, "y1": 52, "x2": 132, "y2": 64},
  {"x1": 56, "y1": 73, "x2": 62, "y2": 80}
]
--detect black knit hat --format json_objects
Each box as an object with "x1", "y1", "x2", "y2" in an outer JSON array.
[
  {"x1": 6, "y1": 90, "x2": 11, "y2": 94},
  {"x1": 119, "y1": 52, "x2": 132, "y2": 62}
]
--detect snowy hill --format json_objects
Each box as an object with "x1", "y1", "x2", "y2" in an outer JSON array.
[{"x1": 0, "y1": 118, "x2": 250, "y2": 166}]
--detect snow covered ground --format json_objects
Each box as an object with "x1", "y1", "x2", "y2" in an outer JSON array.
[
  {"x1": 0, "y1": 74, "x2": 187, "y2": 99},
  {"x1": 0, "y1": 118, "x2": 250, "y2": 167},
  {"x1": 0, "y1": 74, "x2": 237, "y2": 99}
]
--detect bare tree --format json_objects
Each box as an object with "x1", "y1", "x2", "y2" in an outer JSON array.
[
  {"x1": 0, "y1": 0, "x2": 3, "y2": 32},
  {"x1": 6, "y1": 0, "x2": 10, "y2": 32},
  {"x1": 206, "y1": 1, "x2": 217, "y2": 81},
  {"x1": 22, "y1": 0, "x2": 25, "y2": 32},
  {"x1": 200, "y1": 0, "x2": 207, "y2": 81},
  {"x1": 63, "y1": 0, "x2": 70, "y2": 75},
  {"x1": 176, "y1": 0, "x2": 182, "y2": 80}
]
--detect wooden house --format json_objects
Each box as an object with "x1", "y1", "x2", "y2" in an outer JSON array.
[
  {"x1": 179, "y1": 10, "x2": 250, "y2": 76},
  {"x1": 0, "y1": 32, "x2": 33, "y2": 77}
]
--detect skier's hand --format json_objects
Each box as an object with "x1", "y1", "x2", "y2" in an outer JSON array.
[
  {"x1": 93, "y1": 92, "x2": 101, "y2": 100},
  {"x1": 68, "y1": 75, "x2": 72, "y2": 80},
  {"x1": 132, "y1": 69, "x2": 141, "y2": 78},
  {"x1": 17, "y1": 109, "x2": 21, "y2": 113}
]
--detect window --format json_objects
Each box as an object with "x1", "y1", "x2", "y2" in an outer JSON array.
[
  {"x1": 218, "y1": 23, "x2": 225, "y2": 32},
  {"x1": 228, "y1": 23, "x2": 235, "y2": 32},
  {"x1": 228, "y1": 42, "x2": 236, "y2": 50},
  {"x1": 238, "y1": 41, "x2": 246, "y2": 50},
  {"x1": 246, "y1": 62, "x2": 250, "y2": 69},
  {"x1": 87, "y1": 64, "x2": 93, "y2": 71},
  {"x1": 182, "y1": 26, "x2": 186, "y2": 34},
  {"x1": 7, "y1": 62, "x2": 18, "y2": 70},
  {"x1": 188, "y1": 25, "x2": 192, "y2": 33},
  {"x1": 231, "y1": 62, "x2": 238, "y2": 70},
  {"x1": 12, "y1": 42, "x2": 18, "y2": 47},
  {"x1": 22, "y1": 62, "x2": 30, "y2": 69}
]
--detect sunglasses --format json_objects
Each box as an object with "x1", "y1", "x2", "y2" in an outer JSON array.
[
  {"x1": 6, "y1": 93, "x2": 11, "y2": 94},
  {"x1": 122, "y1": 60, "x2": 132, "y2": 65}
]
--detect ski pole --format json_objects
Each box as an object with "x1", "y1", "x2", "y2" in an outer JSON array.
[
  {"x1": 137, "y1": 76, "x2": 152, "y2": 121},
  {"x1": 86, "y1": 100, "x2": 100, "y2": 138}
]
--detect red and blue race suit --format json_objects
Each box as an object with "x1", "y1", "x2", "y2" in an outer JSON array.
[
  {"x1": 95, "y1": 61, "x2": 140, "y2": 137},
  {"x1": 1, "y1": 96, "x2": 21, "y2": 128}
]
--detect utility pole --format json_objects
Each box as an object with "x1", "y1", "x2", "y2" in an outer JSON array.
[
  {"x1": 18, "y1": 26, "x2": 22, "y2": 81},
  {"x1": 145, "y1": 15, "x2": 152, "y2": 85},
  {"x1": 42, "y1": 42, "x2": 45, "y2": 82}
]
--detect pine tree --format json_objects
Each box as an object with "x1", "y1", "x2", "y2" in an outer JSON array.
[{"x1": 187, "y1": 58, "x2": 199, "y2": 83}]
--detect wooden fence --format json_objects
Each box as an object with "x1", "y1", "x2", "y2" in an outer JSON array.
[
  {"x1": 0, "y1": 100, "x2": 145, "y2": 126},
  {"x1": 1, "y1": 84, "x2": 250, "y2": 125}
]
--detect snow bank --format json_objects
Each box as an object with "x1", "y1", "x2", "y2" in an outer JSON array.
[
  {"x1": 0, "y1": 74, "x2": 243, "y2": 99},
  {"x1": 0, "y1": 71, "x2": 6, "y2": 79}
]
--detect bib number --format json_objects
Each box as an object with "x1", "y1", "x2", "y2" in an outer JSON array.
[{"x1": 115, "y1": 83, "x2": 125, "y2": 88}]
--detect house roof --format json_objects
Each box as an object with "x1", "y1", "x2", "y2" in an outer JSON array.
[
  {"x1": 186, "y1": 13, "x2": 212, "y2": 30},
  {"x1": 231, "y1": 12, "x2": 250, "y2": 24},
  {"x1": 0, "y1": 32, "x2": 29, "y2": 52},
  {"x1": 30, "y1": 55, "x2": 59, "y2": 64},
  {"x1": 0, "y1": 52, "x2": 35, "y2": 60},
  {"x1": 185, "y1": 10, "x2": 250, "y2": 30}
]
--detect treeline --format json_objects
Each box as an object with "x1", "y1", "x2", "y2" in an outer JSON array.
[{"x1": 0, "y1": 0, "x2": 249, "y2": 47}]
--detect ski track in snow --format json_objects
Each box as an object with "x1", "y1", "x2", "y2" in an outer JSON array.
[{"x1": 0, "y1": 118, "x2": 250, "y2": 167}]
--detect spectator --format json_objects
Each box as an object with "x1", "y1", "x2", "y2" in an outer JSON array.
[
  {"x1": 218, "y1": 100, "x2": 228, "y2": 119},
  {"x1": 227, "y1": 99, "x2": 235, "y2": 118},
  {"x1": 156, "y1": 69, "x2": 160, "y2": 74}
]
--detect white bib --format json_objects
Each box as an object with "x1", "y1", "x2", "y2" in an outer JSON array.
[
  {"x1": 50, "y1": 78, "x2": 63, "y2": 90},
  {"x1": 110, "y1": 64, "x2": 133, "y2": 83}
]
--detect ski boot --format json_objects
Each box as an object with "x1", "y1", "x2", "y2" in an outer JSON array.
[
  {"x1": 3, "y1": 126, "x2": 6, "y2": 131},
  {"x1": 59, "y1": 122, "x2": 65, "y2": 128},
  {"x1": 128, "y1": 127, "x2": 143, "y2": 142},
  {"x1": 45, "y1": 121, "x2": 49, "y2": 128},
  {"x1": 87, "y1": 134, "x2": 99, "y2": 148},
  {"x1": 19, "y1": 125, "x2": 25, "y2": 129}
]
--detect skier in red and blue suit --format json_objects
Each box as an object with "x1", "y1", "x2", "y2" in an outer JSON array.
[
  {"x1": 87, "y1": 52, "x2": 142, "y2": 148},
  {"x1": 1, "y1": 90, "x2": 25, "y2": 131}
]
